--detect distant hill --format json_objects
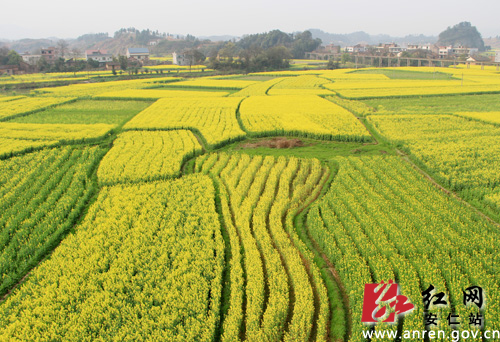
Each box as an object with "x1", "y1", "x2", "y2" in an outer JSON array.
[
  {"x1": 483, "y1": 37, "x2": 500, "y2": 50},
  {"x1": 199, "y1": 35, "x2": 239, "y2": 42},
  {"x1": 437, "y1": 22, "x2": 485, "y2": 50},
  {"x1": 10, "y1": 38, "x2": 59, "y2": 54},
  {"x1": 5, "y1": 26, "x2": 492, "y2": 57},
  {"x1": 308, "y1": 29, "x2": 437, "y2": 47}
]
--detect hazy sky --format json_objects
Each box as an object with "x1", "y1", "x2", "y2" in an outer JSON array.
[{"x1": 1, "y1": 0, "x2": 498, "y2": 40}]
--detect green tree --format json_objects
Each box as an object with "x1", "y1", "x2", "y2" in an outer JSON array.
[
  {"x1": 53, "y1": 57, "x2": 66, "y2": 72},
  {"x1": 327, "y1": 59, "x2": 338, "y2": 70},
  {"x1": 87, "y1": 58, "x2": 100, "y2": 69},
  {"x1": 37, "y1": 57, "x2": 49, "y2": 71},
  {"x1": 219, "y1": 42, "x2": 237, "y2": 62},
  {"x1": 185, "y1": 49, "x2": 206, "y2": 66},
  {"x1": 265, "y1": 46, "x2": 291, "y2": 69},
  {"x1": 0, "y1": 47, "x2": 9, "y2": 64},
  {"x1": 7, "y1": 50, "x2": 22, "y2": 66},
  {"x1": 118, "y1": 55, "x2": 128, "y2": 70},
  {"x1": 341, "y1": 53, "x2": 351, "y2": 64},
  {"x1": 291, "y1": 31, "x2": 321, "y2": 58}
]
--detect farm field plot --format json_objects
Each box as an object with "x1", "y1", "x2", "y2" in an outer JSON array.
[
  {"x1": 144, "y1": 64, "x2": 206, "y2": 71},
  {"x1": 239, "y1": 95, "x2": 372, "y2": 141},
  {"x1": 325, "y1": 81, "x2": 500, "y2": 99},
  {"x1": 0, "y1": 175, "x2": 224, "y2": 341},
  {"x1": 320, "y1": 69, "x2": 391, "y2": 81},
  {"x1": 0, "y1": 95, "x2": 25, "y2": 103},
  {"x1": 230, "y1": 77, "x2": 287, "y2": 96},
  {"x1": 0, "y1": 70, "x2": 116, "y2": 87},
  {"x1": 0, "y1": 146, "x2": 105, "y2": 297},
  {"x1": 455, "y1": 111, "x2": 500, "y2": 125},
  {"x1": 267, "y1": 75, "x2": 333, "y2": 95},
  {"x1": 9, "y1": 99, "x2": 152, "y2": 125},
  {"x1": 95, "y1": 88, "x2": 230, "y2": 100},
  {"x1": 368, "y1": 113, "x2": 500, "y2": 219},
  {"x1": 98, "y1": 130, "x2": 202, "y2": 184},
  {"x1": 333, "y1": 84, "x2": 500, "y2": 99},
  {"x1": 307, "y1": 155, "x2": 500, "y2": 340},
  {"x1": 0, "y1": 137, "x2": 60, "y2": 158},
  {"x1": 0, "y1": 122, "x2": 114, "y2": 141},
  {"x1": 322, "y1": 67, "x2": 500, "y2": 99},
  {"x1": 1, "y1": 66, "x2": 500, "y2": 342},
  {"x1": 196, "y1": 153, "x2": 332, "y2": 342},
  {"x1": 363, "y1": 93, "x2": 500, "y2": 115},
  {"x1": 32, "y1": 77, "x2": 181, "y2": 97},
  {"x1": 0, "y1": 96, "x2": 75, "y2": 121},
  {"x1": 0, "y1": 122, "x2": 114, "y2": 158},
  {"x1": 124, "y1": 97, "x2": 245, "y2": 147},
  {"x1": 352, "y1": 68, "x2": 457, "y2": 80},
  {"x1": 162, "y1": 78, "x2": 258, "y2": 90}
]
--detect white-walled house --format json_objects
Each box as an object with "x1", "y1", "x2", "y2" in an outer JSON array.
[
  {"x1": 172, "y1": 52, "x2": 190, "y2": 66},
  {"x1": 86, "y1": 50, "x2": 113, "y2": 63}
]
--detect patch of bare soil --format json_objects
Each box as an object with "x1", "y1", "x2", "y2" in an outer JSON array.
[{"x1": 240, "y1": 137, "x2": 307, "y2": 149}]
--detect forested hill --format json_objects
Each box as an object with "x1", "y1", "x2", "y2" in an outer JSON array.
[{"x1": 437, "y1": 22, "x2": 485, "y2": 50}]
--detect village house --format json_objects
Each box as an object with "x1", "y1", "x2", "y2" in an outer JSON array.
[
  {"x1": 105, "y1": 62, "x2": 121, "y2": 71},
  {"x1": 438, "y1": 46, "x2": 454, "y2": 58},
  {"x1": 407, "y1": 44, "x2": 432, "y2": 51},
  {"x1": 172, "y1": 52, "x2": 190, "y2": 66},
  {"x1": 21, "y1": 54, "x2": 42, "y2": 66},
  {"x1": 345, "y1": 44, "x2": 366, "y2": 53},
  {"x1": 466, "y1": 55, "x2": 492, "y2": 65},
  {"x1": 389, "y1": 46, "x2": 407, "y2": 54},
  {"x1": 453, "y1": 46, "x2": 479, "y2": 56},
  {"x1": 41, "y1": 47, "x2": 56, "y2": 63},
  {"x1": 126, "y1": 48, "x2": 150, "y2": 61},
  {"x1": 85, "y1": 49, "x2": 113, "y2": 64},
  {"x1": 0, "y1": 65, "x2": 19, "y2": 75},
  {"x1": 304, "y1": 44, "x2": 341, "y2": 60}
]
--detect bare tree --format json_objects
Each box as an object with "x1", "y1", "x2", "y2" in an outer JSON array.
[
  {"x1": 57, "y1": 40, "x2": 69, "y2": 58},
  {"x1": 70, "y1": 47, "x2": 81, "y2": 59}
]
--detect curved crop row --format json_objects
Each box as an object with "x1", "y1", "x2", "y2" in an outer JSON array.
[
  {"x1": 198, "y1": 153, "x2": 331, "y2": 341},
  {"x1": 0, "y1": 175, "x2": 224, "y2": 341}
]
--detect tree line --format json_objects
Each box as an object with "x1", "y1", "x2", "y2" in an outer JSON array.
[{"x1": 206, "y1": 30, "x2": 321, "y2": 72}]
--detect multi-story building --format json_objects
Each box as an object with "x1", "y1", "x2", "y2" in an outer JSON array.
[
  {"x1": 172, "y1": 51, "x2": 190, "y2": 66},
  {"x1": 41, "y1": 47, "x2": 56, "y2": 63}
]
